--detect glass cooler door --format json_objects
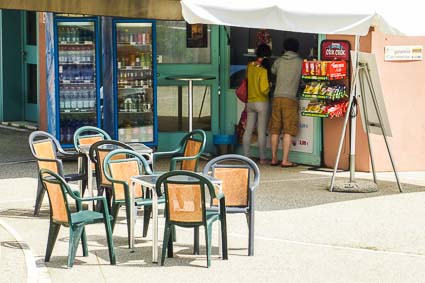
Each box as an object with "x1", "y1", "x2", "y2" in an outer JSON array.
[
  {"x1": 56, "y1": 20, "x2": 99, "y2": 145},
  {"x1": 113, "y1": 21, "x2": 156, "y2": 144}
]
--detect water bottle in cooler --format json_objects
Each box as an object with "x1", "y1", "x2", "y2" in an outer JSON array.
[{"x1": 77, "y1": 87, "x2": 84, "y2": 110}]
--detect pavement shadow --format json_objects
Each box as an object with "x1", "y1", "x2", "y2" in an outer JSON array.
[
  {"x1": 255, "y1": 177, "x2": 425, "y2": 212},
  {"x1": 0, "y1": 207, "x2": 49, "y2": 219}
]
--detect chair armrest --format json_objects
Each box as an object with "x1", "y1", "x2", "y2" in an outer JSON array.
[
  {"x1": 169, "y1": 156, "x2": 197, "y2": 170},
  {"x1": 153, "y1": 150, "x2": 180, "y2": 160}
]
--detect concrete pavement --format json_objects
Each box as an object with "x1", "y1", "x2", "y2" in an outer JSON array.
[{"x1": 1, "y1": 126, "x2": 425, "y2": 282}]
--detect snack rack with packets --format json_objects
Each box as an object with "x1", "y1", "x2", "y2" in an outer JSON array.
[{"x1": 300, "y1": 60, "x2": 348, "y2": 118}]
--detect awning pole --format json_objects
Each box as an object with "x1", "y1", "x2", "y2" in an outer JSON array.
[{"x1": 330, "y1": 35, "x2": 360, "y2": 191}]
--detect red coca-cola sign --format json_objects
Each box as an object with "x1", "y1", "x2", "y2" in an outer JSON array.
[{"x1": 321, "y1": 40, "x2": 351, "y2": 61}]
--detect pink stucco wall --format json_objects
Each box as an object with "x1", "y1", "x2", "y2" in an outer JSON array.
[
  {"x1": 369, "y1": 31, "x2": 425, "y2": 171},
  {"x1": 324, "y1": 31, "x2": 425, "y2": 172}
]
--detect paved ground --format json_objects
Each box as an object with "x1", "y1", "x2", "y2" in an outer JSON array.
[{"x1": 1, "y1": 126, "x2": 425, "y2": 282}]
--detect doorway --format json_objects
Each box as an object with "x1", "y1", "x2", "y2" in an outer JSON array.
[{"x1": 22, "y1": 11, "x2": 38, "y2": 123}]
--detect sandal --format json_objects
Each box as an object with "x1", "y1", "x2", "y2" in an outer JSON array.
[
  {"x1": 270, "y1": 161, "x2": 280, "y2": 166},
  {"x1": 281, "y1": 163, "x2": 298, "y2": 168}
]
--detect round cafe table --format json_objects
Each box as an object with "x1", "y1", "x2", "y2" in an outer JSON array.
[{"x1": 165, "y1": 75, "x2": 215, "y2": 132}]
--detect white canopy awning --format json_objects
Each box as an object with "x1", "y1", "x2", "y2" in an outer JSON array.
[{"x1": 181, "y1": 0, "x2": 425, "y2": 36}]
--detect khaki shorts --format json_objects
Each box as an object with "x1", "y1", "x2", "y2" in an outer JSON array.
[{"x1": 269, "y1": 97, "x2": 299, "y2": 136}]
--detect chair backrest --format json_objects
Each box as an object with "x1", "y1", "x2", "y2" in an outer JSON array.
[
  {"x1": 156, "y1": 170, "x2": 216, "y2": 225},
  {"x1": 179, "y1": 129, "x2": 206, "y2": 171},
  {"x1": 89, "y1": 140, "x2": 133, "y2": 187},
  {"x1": 73, "y1": 126, "x2": 111, "y2": 153},
  {"x1": 29, "y1": 131, "x2": 62, "y2": 175},
  {"x1": 202, "y1": 154, "x2": 260, "y2": 208},
  {"x1": 39, "y1": 169, "x2": 73, "y2": 225},
  {"x1": 103, "y1": 149, "x2": 152, "y2": 201}
]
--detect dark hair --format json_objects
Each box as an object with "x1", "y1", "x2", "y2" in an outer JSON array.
[
  {"x1": 256, "y1": 43, "x2": 271, "y2": 58},
  {"x1": 283, "y1": 38, "x2": 299, "y2": 53}
]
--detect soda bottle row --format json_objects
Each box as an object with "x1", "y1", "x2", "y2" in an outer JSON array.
[
  {"x1": 59, "y1": 86, "x2": 97, "y2": 111},
  {"x1": 117, "y1": 52, "x2": 151, "y2": 69},
  {"x1": 119, "y1": 91, "x2": 152, "y2": 113},
  {"x1": 117, "y1": 29, "x2": 151, "y2": 45},
  {"x1": 58, "y1": 26, "x2": 93, "y2": 43},
  {"x1": 118, "y1": 71, "x2": 152, "y2": 88},
  {"x1": 59, "y1": 45, "x2": 94, "y2": 64},
  {"x1": 60, "y1": 117, "x2": 97, "y2": 144},
  {"x1": 119, "y1": 69, "x2": 152, "y2": 79},
  {"x1": 59, "y1": 65, "x2": 95, "y2": 82}
]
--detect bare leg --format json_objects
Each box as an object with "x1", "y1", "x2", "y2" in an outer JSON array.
[
  {"x1": 271, "y1": 134, "x2": 279, "y2": 164},
  {"x1": 281, "y1": 134, "x2": 293, "y2": 165}
]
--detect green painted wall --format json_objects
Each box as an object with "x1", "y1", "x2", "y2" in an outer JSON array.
[{"x1": 1, "y1": 10, "x2": 23, "y2": 121}]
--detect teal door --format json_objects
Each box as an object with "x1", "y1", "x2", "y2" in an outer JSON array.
[
  {"x1": 22, "y1": 11, "x2": 38, "y2": 122},
  {"x1": 155, "y1": 22, "x2": 220, "y2": 152}
]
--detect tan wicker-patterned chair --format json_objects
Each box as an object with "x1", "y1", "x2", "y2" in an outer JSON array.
[
  {"x1": 39, "y1": 169, "x2": 115, "y2": 268},
  {"x1": 88, "y1": 140, "x2": 133, "y2": 212},
  {"x1": 156, "y1": 170, "x2": 228, "y2": 268},
  {"x1": 152, "y1": 129, "x2": 206, "y2": 172},
  {"x1": 103, "y1": 149, "x2": 164, "y2": 248},
  {"x1": 202, "y1": 154, "x2": 260, "y2": 256},
  {"x1": 29, "y1": 131, "x2": 88, "y2": 216}
]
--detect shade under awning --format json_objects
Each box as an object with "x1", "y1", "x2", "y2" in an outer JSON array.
[{"x1": 0, "y1": 0, "x2": 183, "y2": 20}]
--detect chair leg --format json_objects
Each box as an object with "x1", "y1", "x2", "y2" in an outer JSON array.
[
  {"x1": 193, "y1": 227, "x2": 200, "y2": 255},
  {"x1": 104, "y1": 215, "x2": 116, "y2": 265},
  {"x1": 105, "y1": 188, "x2": 113, "y2": 213},
  {"x1": 34, "y1": 178, "x2": 45, "y2": 216},
  {"x1": 172, "y1": 225, "x2": 177, "y2": 242},
  {"x1": 246, "y1": 211, "x2": 254, "y2": 256},
  {"x1": 142, "y1": 206, "x2": 152, "y2": 237},
  {"x1": 111, "y1": 203, "x2": 120, "y2": 232},
  {"x1": 161, "y1": 223, "x2": 172, "y2": 266},
  {"x1": 81, "y1": 228, "x2": 88, "y2": 257},
  {"x1": 95, "y1": 187, "x2": 105, "y2": 212},
  {"x1": 68, "y1": 225, "x2": 85, "y2": 268},
  {"x1": 167, "y1": 225, "x2": 174, "y2": 258},
  {"x1": 205, "y1": 224, "x2": 212, "y2": 268},
  {"x1": 45, "y1": 222, "x2": 61, "y2": 262},
  {"x1": 221, "y1": 217, "x2": 228, "y2": 260},
  {"x1": 81, "y1": 179, "x2": 88, "y2": 197},
  {"x1": 124, "y1": 203, "x2": 132, "y2": 249}
]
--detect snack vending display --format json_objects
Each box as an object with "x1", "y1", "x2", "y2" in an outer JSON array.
[
  {"x1": 113, "y1": 20, "x2": 157, "y2": 145},
  {"x1": 55, "y1": 18, "x2": 100, "y2": 146},
  {"x1": 300, "y1": 60, "x2": 348, "y2": 118}
]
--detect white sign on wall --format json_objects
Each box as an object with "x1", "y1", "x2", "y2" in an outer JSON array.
[{"x1": 384, "y1": 45, "x2": 423, "y2": 61}]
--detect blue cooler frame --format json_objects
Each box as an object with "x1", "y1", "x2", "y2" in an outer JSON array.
[
  {"x1": 111, "y1": 19, "x2": 158, "y2": 147},
  {"x1": 53, "y1": 16, "x2": 101, "y2": 148}
]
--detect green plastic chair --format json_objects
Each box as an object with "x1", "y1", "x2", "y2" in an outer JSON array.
[
  {"x1": 156, "y1": 170, "x2": 228, "y2": 268},
  {"x1": 88, "y1": 140, "x2": 133, "y2": 212},
  {"x1": 202, "y1": 154, "x2": 260, "y2": 256},
  {"x1": 73, "y1": 126, "x2": 111, "y2": 153},
  {"x1": 152, "y1": 129, "x2": 206, "y2": 172},
  {"x1": 39, "y1": 169, "x2": 116, "y2": 268},
  {"x1": 29, "y1": 131, "x2": 88, "y2": 216},
  {"x1": 103, "y1": 149, "x2": 165, "y2": 247}
]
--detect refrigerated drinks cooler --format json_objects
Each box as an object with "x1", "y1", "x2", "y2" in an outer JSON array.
[
  {"x1": 54, "y1": 17, "x2": 100, "y2": 146},
  {"x1": 112, "y1": 20, "x2": 157, "y2": 146}
]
